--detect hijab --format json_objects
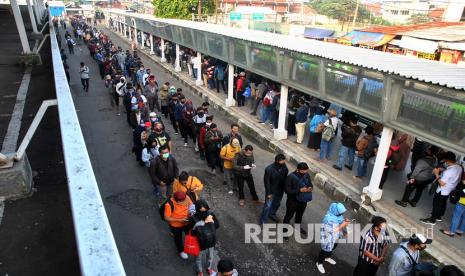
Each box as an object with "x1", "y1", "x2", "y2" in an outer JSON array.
[{"x1": 322, "y1": 202, "x2": 347, "y2": 225}]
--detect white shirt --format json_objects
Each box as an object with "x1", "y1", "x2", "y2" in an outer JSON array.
[
  {"x1": 436, "y1": 164, "x2": 462, "y2": 195},
  {"x1": 324, "y1": 117, "x2": 339, "y2": 128}
]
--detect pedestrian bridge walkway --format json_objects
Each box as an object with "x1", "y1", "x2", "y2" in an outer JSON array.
[{"x1": 106, "y1": 8, "x2": 465, "y2": 155}]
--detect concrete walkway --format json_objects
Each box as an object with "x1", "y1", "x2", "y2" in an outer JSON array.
[{"x1": 107, "y1": 27, "x2": 465, "y2": 270}]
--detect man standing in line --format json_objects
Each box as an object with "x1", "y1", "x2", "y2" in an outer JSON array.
[
  {"x1": 294, "y1": 99, "x2": 309, "y2": 144},
  {"x1": 333, "y1": 117, "x2": 362, "y2": 171},
  {"x1": 421, "y1": 151, "x2": 462, "y2": 225},
  {"x1": 283, "y1": 162, "x2": 313, "y2": 236},
  {"x1": 79, "y1": 62, "x2": 90, "y2": 92},
  {"x1": 144, "y1": 75, "x2": 159, "y2": 112},
  {"x1": 260, "y1": 154, "x2": 288, "y2": 224},
  {"x1": 388, "y1": 234, "x2": 432, "y2": 276}
]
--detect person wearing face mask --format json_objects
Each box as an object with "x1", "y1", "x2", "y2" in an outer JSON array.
[
  {"x1": 210, "y1": 259, "x2": 239, "y2": 276},
  {"x1": 204, "y1": 124, "x2": 223, "y2": 174},
  {"x1": 148, "y1": 112, "x2": 163, "y2": 127},
  {"x1": 174, "y1": 96, "x2": 187, "y2": 137},
  {"x1": 193, "y1": 107, "x2": 207, "y2": 153},
  {"x1": 388, "y1": 234, "x2": 432, "y2": 276},
  {"x1": 141, "y1": 138, "x2": 159, "y2": 167},
  {"x1": 220, "y1": 138, "x2": 241, "y2": 194},
  {"x1": 317, "y1": 202, "x2": 351, "y2": 274},
  {"x1": 149, "y1": 122, "x2": 173, "y2": 152},
  {"x1": 159, "y1": 83, "x2": 170, "y2": 118},
  {"x1": 181, "y1": 100, "x2": 197, "y2": 147},
  {"x1": 136, "y1": 66, "x2": 146, "y2": 88},
  {"x1": 233, "y1": 145, "x2": 260, "y2": 207},
  {"x1": 114, "y1": 76, "x2": 126, "y2": 115},
  {"x1": 198, "y1": 115, "x2": 214, "y2": 161},
  {"x1": 168, "y1": 93, "x2": 179, "y2": 134},
  {"x1": 143, "y1": 75, "x2": 160, "y2": 112},
  {"x1": 260, "y1": 154, "x2": 289, "y2": 224},
  {"x1": 421, "y1": 151, "x2": 462, "y2": 225},
  {"x1": 188, "y1": 200, "x2": 220, "y2": 276},
  {"x1": 149, "y1": 145, "x2": 179, "y2": 200},
  {"x1": 283, "y1": 162, "x2": 313, "y2": 236},
  {"x1": 353, "y1": 216, "x2": 391, "y2": 276}
]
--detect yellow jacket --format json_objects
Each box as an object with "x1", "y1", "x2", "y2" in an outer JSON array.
[
  {"x1": 172, "y1": 176, "x2": 204, "y2": 199},
  {"x1": 220, "y1": 144, "x2": 241, "y2": 169}
]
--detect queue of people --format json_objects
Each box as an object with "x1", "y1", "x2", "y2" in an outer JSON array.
[{"x1": 59, "y1": 15, "x2": 465, "y2": 276}]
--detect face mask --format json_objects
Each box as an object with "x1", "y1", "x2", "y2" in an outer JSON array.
[
  {"x1": 151, "y1": 118, "x2": 157, "y2": 122},
  {"x1": 162, "y1": 152, "x2": 170, "y2": 159},
  {"x1": 418, "y1": 246, "x2": 426, "y2": 251},
  {"x1": 155, "y1": 128, "x2": 162, "y2": 132},
  {"x1": 443, "y1": 163, "x2": 449, "y2": 169},
  {"x1": 380, "y1": 226, "x2": 387, "y2": 235},
  {"x1": 206, "y1": 122, "x2": 212, "y2": 127},
  {"x1": 198, "y1": 113, "x2": 204, "y2": 117}
]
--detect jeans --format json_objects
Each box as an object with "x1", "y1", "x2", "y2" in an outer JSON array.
[
  {"x1": 260, "y1": 197, "x2": 273, "y2": 225},
  {"x1": 355, "y1": 157, "x2": 369, "y2": 177},
  {"x1": 81, "y1": 78, "x2": 89, "y2": 92},
  {"x1": 450, "y1": 203, "x2": 465, "y2": 233},
  {"x1": 319, "y1": 140, "x2": 333, "y2": 160},
  {"x1": 335, "y1": 146, "x2": 355, "y2": 168},
  {"x1": 196, "y1": 247, "x2": 215, "y2": 273},
  {"x1": 270, "y1": 188, "x2": 284, "y2": 217},
  {"x1": 223, "y1": 168, "x2": 234, "y2": 191},
  {"x1": 216, "y1": 79, "x2": 226, "y2": 93},
  {"x1": 261, "y1": 107, "x2": 272, "y2": 123}
]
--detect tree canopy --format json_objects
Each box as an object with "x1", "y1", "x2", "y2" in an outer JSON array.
[{"x1": 153, "y1": 0, "x2": 215, "y2": 19}]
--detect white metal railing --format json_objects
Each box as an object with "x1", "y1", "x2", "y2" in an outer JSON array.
[{"x1": 49, "y1": 14, "x2": 126, "y2": 276}]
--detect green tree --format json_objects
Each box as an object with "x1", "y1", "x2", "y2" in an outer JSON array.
[
  {"x1": 153, "y1": 0, "x2": 215, "y2": 19},
  {"x1": 309, "y1": 0, "x2": 372, "y2": 29}
]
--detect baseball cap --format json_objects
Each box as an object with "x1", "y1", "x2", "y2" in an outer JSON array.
[
  {"x1": 409, "y1": 234, "x2": 432, "y2": 245},
  {"x1": 173, "y1": 191, "x2": 186, "y2": 202}
]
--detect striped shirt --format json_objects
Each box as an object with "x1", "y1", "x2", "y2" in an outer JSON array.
[{"x1": 358, "y1": 229, "x2": 391, "y2": 264}]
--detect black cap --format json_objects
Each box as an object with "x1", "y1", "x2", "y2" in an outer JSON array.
[{"x1": 297, "y1": 162, "x2": 309, "y2": 170}]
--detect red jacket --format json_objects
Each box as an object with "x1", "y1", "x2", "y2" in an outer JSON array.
[
  {"x1": 236, "y1": 77, "x2": 245, "y2": 92},
  {"x1": 199, "y1": 126, "x2": 208, "y2": 150}
]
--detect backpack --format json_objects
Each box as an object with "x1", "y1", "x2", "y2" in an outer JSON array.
[
  {"x1": 159, "y1": 198, "x2": 174, "y2": 221},
  {"x1": 363, "y1": 138, "x2": 378, "y2": 160},
  {"x1": 195, "y1": 220, "x2": 217, "y2": 250},
  {"x1": 263, "y1": 93, "x2": 273, "y2": 107},
  {"x1": 322, "y1": 120, "x2": 336, "y2": 142}
]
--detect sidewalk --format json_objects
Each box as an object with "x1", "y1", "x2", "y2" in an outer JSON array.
[{"x1": 109, "y1": 28, "x2": 465, "y2": 270}]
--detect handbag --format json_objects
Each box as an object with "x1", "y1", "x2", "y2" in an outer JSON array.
[
  {"x1": 184, "y1": 231, "x2": 200, "y2": 256},
  {"x1": 242, "y1": 87, "x2": 251, "y2": 98}
]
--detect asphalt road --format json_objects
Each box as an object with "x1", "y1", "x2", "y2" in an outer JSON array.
[{"x1": 64, "y1": 25, "x2": 390, "y2": 276}]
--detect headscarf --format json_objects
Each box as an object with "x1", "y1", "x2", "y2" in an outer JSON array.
[
  {"x1": 322, "y1": 202, "x2": 347, "y2": 225},
  {"x1": 195, "y1": 199, "x2": 210, "y2": 220}
]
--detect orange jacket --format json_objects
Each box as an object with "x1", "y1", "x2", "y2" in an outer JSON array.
[
  {"x1": 164, "y1": 197, "x2": 192, "y2": 228},
  {"x1": 172, "y1": 176, "x2": 204, "y2": 199}
]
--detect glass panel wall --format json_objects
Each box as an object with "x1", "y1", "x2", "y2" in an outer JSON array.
[
  {"x1": 250, "y1": 42, "x2": 278, "y2": 77},
  {"x1": 325, "y1": 62, "x2": 359, "y2": 105},
  {"x1": 397, "y1": 82, "x2": 465, "y2": 147},
  {"x1": 231, "y1": 39, "x2": 248, "y2": 68},
  {"x1": 358, "y1": 70, "x2": 383, "y2": 113},
  {"x1": 206, "y1": 33, "x2": 226, "y2": 59},
  {"x1": 283, "y1": 52, "x2": 319, "y2": 92}
]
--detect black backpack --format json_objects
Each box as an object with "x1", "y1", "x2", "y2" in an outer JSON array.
[
  {"x1": 159, "y1": 198, "x2": 174, "y2": 221},
  {"x1": 195, "y1": 220, "x2": 216, "y2": 250}
]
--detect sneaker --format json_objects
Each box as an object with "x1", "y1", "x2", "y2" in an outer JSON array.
[
  {"x1": 228, "y1": 190, "x2": 233, "y2": 195},
  {"x1": 344, "y1": 165, "x2": 353, "y2": 170},
  {"x1": 325, "y1": 258, "x2": 336, "y2": 265},
  {"x1": 420, "y1": 218, "x2": 436, "y2": 225},
  {"x1": 175, "y1": 132, "x2": 179, "y2": 135},
  {"x1": 436, "y1": 217, "x2": 443, "y2": 222},
  {"x1": 179, "y1": 252, "x2": 188, "y2": 259},
  {"x1": 194, "y1": 146, "x2": 199, "y2": 152},
  {"x1": 332, "y1": 165, "x2": 342, "y2": 171},
  {"x1": 440, "y1": 229, "x2": 455, "y2": 237},
  {"x1": 211, "y1": 168, "x2": 216, "y2": 174},
  {"x1": 116, "y1": 113, "x2": 121, "y2": 116},
  {"x1": 409, "y1": 201, "x2": 417, "y2": 207},
  {"x1": 394, "y1": 200, "x2": 408, "y2": 207},
  {"x1": 259, "y1": 122, "x2": 265, "y2": 124},
  {"x1": 316, "y1": 263, "x2": 325, "y2": 274},
  {"x1": 268, "y1": 214, "x2": 280, "y2": 223},
  {"x1": 184, "y1": 143, "x2": 188, "y2": 147},
  {"x1": 239, "y1": 200, "x2": 245, "y2": 207}
]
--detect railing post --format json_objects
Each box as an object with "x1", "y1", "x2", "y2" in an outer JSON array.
[
  {"x1": 273, "y1": 85, "x2": 289, "y2": 140},
  {"x1": 160, "y1": 38, "x2": 166, "y2": 62},
  {"x1": 10, "y1": 0, "x2": 31, "y2": 54},
  {"x1": 226, "y1": 63, "x2": 236, "y2": 107}
]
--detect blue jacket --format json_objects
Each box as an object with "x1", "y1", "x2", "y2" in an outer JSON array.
[
  {"x1": 214, "y1": 66, "x2": 225, "y2": 80},
  {"x1": 309, "y1": 114, "x2": 326, "y2": 133},
  {"x1": 174, "y1": 103, "x2": 184, "y2": 121},
  {"x1": 295, "y1": 106, "x2": 309, "y2": 123}
]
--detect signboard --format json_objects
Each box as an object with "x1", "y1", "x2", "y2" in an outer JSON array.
[
  {"x1": 252, "y1": 13, "x2": 264, "y2": 20},
  {"x1": 230, "y1": 12, "x2": 242, "y2": 20}
]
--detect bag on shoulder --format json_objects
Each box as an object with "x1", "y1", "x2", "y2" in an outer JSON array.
[
  {"x1": 322, "y1": 120, "x2": 336, "y2": 142},
  {"x1": 195, "y1": 220, "x2": 217, "y2": 250},
  {"x1": 315, "y1": 123, "x2": 325, "y2": 133},
  {"x1": 242, "y1": 87, "x2": 251, "y2": 98},
  {"x1": 159, "y1": 197, "x2": 174, "y2": 221},
  {"x1": 263, "y1": 93, "x2": 273, "y2": 107}
]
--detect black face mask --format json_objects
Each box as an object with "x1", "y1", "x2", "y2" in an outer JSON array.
[
  {"x1": 198, "y1": 210, "x2": 209, "y2": 220},
  {"x1": 198, "y1": 113, "x2": 204, "y2": 117}
]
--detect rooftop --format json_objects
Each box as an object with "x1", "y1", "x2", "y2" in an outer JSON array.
[
  {"x1": 359, "y1": 21, "x2": 464, "y2": 35},
  {"x1": 110, "y1": 9, "x2": 465, "y2": 90}
]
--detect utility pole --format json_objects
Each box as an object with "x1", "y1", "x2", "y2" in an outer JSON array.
[
  {"x1": 351, "y1": 0, "x2": 359, "y2": 30},
  {"x1": 198, "y1": 0, "x2": 202, "y2": 21}
]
